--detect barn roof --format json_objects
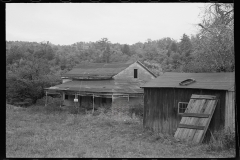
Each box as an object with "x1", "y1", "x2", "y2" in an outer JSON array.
[
  {"x1": 47, "y1": 79, "x2": 145, "y2": 94},
  {"x1": 61, "y1": 62, "x2": 133, "y2": 78},
  {"x1": 141, "y1": 72, "x2": 235, "y2": 91},
  {"x1": 61, "y1": 61, "x2": 156, "y2": 79}
]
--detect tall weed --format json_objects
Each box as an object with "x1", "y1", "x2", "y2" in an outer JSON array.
[{"x1": 206, "y1": 128, "x2": 235, "y2": 151}]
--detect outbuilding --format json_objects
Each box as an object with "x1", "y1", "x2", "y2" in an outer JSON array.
[{"x1": 141, "y1": 72, "x2": 235, "y2": 139}]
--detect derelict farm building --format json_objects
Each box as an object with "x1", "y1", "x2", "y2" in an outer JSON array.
[
  {"x1": 46, "y1": 61, "x2": 156, "y2": 112},
  {"x1": 141, "y1": 72, "x2": 235, "y2": 140}
]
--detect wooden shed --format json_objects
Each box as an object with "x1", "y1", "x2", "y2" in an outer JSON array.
[{"x1": 141, "y1": 72, "x2": 235, "y2": 140}]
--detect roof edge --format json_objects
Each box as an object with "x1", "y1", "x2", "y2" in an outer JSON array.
[{"x1": 136, "y1": 61, "x2": 157, "y2": 78}]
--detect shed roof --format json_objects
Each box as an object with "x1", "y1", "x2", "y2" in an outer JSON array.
[
  {"x1": 141, "y1": 72, "x2": 235, "y2": 91},
  {"x1": 47, "y1": 79, "x2": 144, "y2": 94}
]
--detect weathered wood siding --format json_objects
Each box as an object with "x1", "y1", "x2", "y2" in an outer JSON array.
[
  {"x1": 143, "y1": 88, "x2": 226, "y2": 136},
  {"x1": 113, "y1": 62, "x2": 155, "y2": 81},
  {"x1": 225, "y1": 91, "x2": 235, "y2": 131}
]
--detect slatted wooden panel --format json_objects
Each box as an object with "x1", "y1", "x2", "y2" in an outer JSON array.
[{"x1": 174, "y1": 94, "x2": 218, "y2": 143}]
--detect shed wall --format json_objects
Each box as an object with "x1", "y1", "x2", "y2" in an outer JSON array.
[
  {"x1": 143, "y1": 88, "x2": 226, "y2": 136},
  {"x1": 225, "y1": 91, "x2": 235, "y2": 131}
]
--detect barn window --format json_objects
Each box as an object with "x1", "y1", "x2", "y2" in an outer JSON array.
[
  {"x1": 178, "y1": 102, "x2": 188, "y2": 114},
  {"x1": 134, "y1": 69, "x2": 138, "y2": 78},
  {"x1": 65, "y1": 94, "x2": 68, "y2": 100}
]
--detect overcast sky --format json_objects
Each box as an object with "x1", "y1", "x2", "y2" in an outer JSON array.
[{"x1": 6, "y1": 3, "x2": 206, "y2": 45}]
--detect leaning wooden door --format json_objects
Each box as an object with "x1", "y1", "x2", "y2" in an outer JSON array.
[{"x1": 174, "y1": 94, "x2": 218, "y2": 143}]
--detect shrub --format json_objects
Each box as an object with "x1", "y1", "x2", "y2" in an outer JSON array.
[
  {"x1": 29, "y1": 98, "x2": 64, "y2": 114},
  {"x1": 206, "y1": 128, "x2": 235, "y2": 151}
]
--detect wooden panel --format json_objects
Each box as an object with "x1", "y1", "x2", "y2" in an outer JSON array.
[
  {"x1": 183, "y1": 99, "x2": 207, "y2": 141},
  {"x1": 175, "y1": 99, "x2": 197, "y2": 139},
  {"x1": 225, "y1": 91, "x2": 235, "y2": 131},
  {"x1": 182, "y1": 113, "x2": 210, "y2": 118},
  {"x1": 174, "y1": 94, "x2": 218, "y2": 143},
  {"x1": 178, "y1": 124, "x2": 205, "y2": 130},
  {"x1": 180, "y1": 99, "x2": 203, "y2": 140},
  {"x1": 191, "y1": 94, "x2": 217, "y2": 100}
]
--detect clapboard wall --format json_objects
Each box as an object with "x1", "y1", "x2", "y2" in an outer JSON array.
[{"x1": 143, "y1": 88, "x2": 228, "y2": 138}]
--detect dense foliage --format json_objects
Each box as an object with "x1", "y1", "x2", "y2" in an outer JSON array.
[{"x1": 6, "y1": 3, "x2": 234, "y2": 105}]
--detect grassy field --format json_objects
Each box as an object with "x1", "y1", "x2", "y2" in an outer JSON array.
[{"x1": 6, "y1": 104, "x2": 236, "y2": 158}]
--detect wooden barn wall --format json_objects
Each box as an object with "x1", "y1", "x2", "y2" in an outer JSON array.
[
  {"x1": 225, "y1": 91, "x2": 235, "y2": 131},
  {"x1": 143, "y1": 88, "x2": 226, "y2": 135}
]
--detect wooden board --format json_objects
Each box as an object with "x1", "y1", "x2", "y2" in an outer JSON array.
[{"x1": 174, "y1": 94, "x2": 218, "y2": 144}]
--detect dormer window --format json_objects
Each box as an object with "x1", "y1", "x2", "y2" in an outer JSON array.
[{"x1": 134, "y1": 69, "x2": 138, "y2": 78}]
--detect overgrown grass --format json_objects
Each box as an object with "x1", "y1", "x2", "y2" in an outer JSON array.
[
  {"x1": 6, "y1": 104, "x2": 236, "y2": 158},
  {"x1": 205, "y1": 128, "x2": 236, "y2": 152}
]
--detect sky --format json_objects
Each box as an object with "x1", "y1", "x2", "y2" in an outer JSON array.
[{"x1": 6, "y1": 3, "x2": 206, "y2": 45}]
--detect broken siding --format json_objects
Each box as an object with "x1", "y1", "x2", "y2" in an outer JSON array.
[{"x1": 113, "y1": 62, "x2": 155, "y2": 82}]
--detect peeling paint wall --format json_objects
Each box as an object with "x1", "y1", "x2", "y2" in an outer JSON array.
[{"x1": 113, "y1": 62, "x2": 155, "y2": 82}]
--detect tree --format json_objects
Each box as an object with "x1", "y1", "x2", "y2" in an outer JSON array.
[
  {"x1": 97, "y1": 38, "x2": 111, "y2": 63},
  {"x1": 170, "y1": 41, "x2": 178, "y2": 53},
  {"x1": 196, "y1": 3, "x2": 234, "y2": 72},
  {"x1": 179, "y1": 34, "x2": 192, "y2": 57},
  {"x1": 121, "y1": 44, "x2": 131, "y2": 56},
  {"x1": 6, "y1": 56, "x2": 61, "y2": 104},
  {"x1": 6, "y1": 45, "x2": 25, "y2": 65}
]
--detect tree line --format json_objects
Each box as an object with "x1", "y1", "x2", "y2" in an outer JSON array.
[{"x1": 6, "y1": 3, "x2": 234, "y2": 106}]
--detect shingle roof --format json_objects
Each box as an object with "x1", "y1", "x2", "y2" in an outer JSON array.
[
  {"x1": 141, "y1": 72, "x2": 235, "y2": 91},
  {"x1": 61, "y1": 61, "x2": 156, "y2": 79},
  {"x1": 61, "y1": 62, "x2": 133, "y2": 78},
  {"x1": 47, "y1": 79, "x2": 145, "y2": 94}
]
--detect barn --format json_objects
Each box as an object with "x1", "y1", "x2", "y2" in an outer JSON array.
[{"x1": 141, "y1": 72, "x2": 235, "y2": 140}]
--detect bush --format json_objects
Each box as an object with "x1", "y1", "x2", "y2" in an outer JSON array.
[
  {"x1": 29, "y1": 104, "x2": 64, "y2": 114},
  {"x1": 206, "y1": 128, "x2": 235, "y2": 151}
]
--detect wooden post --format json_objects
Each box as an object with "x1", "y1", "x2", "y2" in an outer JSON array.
[
  {"x1": 60, "y1": 92, "x2": 62, "y2": 108},
  {"x1": 92, "y1": 94, "x2": 95, "y2": 114},
  {"x1": 45, "y1": 91, "x2": 48, "y2": 106},
  {"x1": 74, "y1": 94, "x2": 77, "y2": 109}
]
